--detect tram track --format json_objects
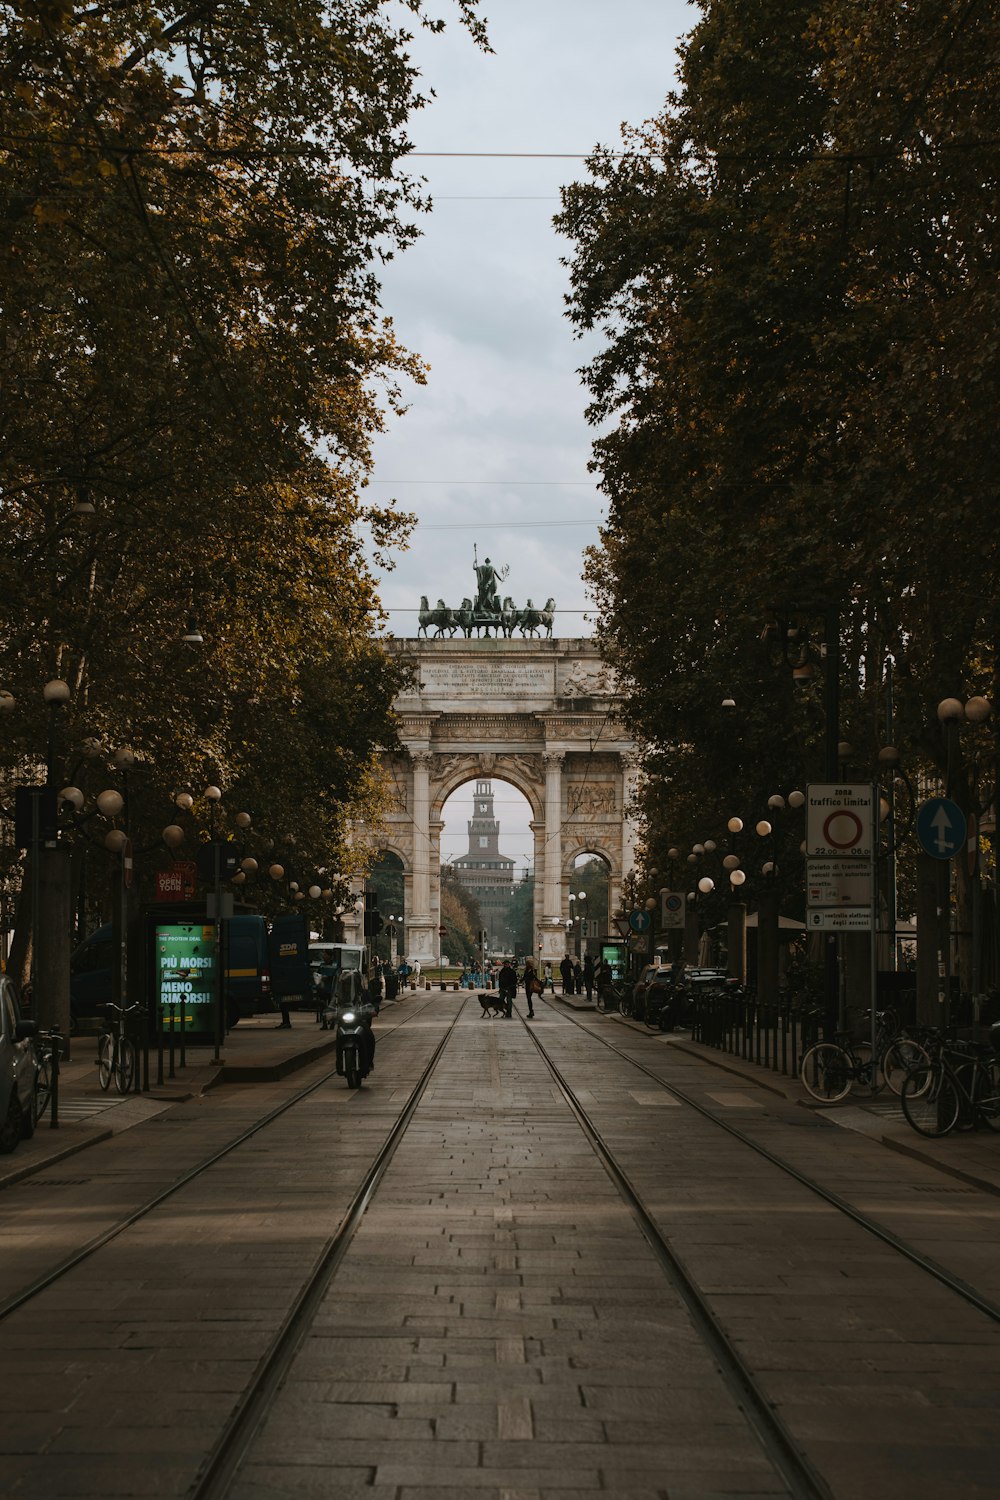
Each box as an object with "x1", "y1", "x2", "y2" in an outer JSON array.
[
  {"x1": 542, "y1": 996, "x2": 1000, "y2": 1327},
  {"x1": 192, "y1": 995, "x2": 817, "y2": 1500},
  {"x1": 518, "y1": 1007, "x2": 834, "y2": 1500},
  {"x1": 0, "y1": 991, "x2": 455, "y2": 1323},
  {"x1": 5, "y1": 997, "x2": 997, "y2": 1499},
  {"x1": 188, "y1": 997, "x2": 468, "y2": 1500}
]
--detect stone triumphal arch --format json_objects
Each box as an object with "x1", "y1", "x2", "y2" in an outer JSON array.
[{"x1": 346, "y1": 635, "x2": 638, "y2": 964}]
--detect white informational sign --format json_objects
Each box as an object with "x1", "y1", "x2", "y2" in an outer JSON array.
[
  {"x1": 806, "y1": 784, "x2": 875, "y2": 859},
  {"x1": 660, "y1": 891, "x2": 686, "y2": 929},
  {"x1": 807, "y1": 908, "x2": 872, "y2": 932},
  {"x1": 806, "y1": 858, "x2": 872, "y2": 907}
]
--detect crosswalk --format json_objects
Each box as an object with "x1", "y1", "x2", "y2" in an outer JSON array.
[{"x1": 53, "y1": 1094, "x2": 131, "y2": 1122}]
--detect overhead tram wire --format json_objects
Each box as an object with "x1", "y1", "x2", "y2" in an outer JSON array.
[{"x1": 4, "y1": 136, "x2": 998, "y2": 165}]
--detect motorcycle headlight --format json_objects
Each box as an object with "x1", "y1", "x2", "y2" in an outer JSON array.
[{"x1": 341, "y1": 1012, "x2": 355, "y2": 1023}]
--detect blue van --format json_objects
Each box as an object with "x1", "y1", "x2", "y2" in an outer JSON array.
[{"x1": 225, "y1": 915, "x2": 271, "y2": 1023}]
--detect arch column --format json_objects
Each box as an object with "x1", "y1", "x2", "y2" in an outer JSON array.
[
  {"x1": 407, "y1": 749, "x2": 437, "y2": 963},
  {"x1": 429, "y1": 817, "x2": 444, "y2": 957},
  {"x1": 538, "y1": 751, "x2": 567, "y2": 962}
]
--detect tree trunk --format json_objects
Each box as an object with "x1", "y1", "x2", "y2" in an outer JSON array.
[
  {"x1": 954, "y1": 853, "x2": 973, "y2": 1001},
  {"x1": 683, "y1": 900, "x2": 700, "y2": 965},
  {"x1": 6, "y1": 861, "x2": 32, "y2": 990},
  {"x1": 36, "y1": 847, "x2": 73, "y2": 1045},
  {"x1": 841, "y1": 932, "x2": 872, "y2": 1029},
  {"x1": 727, "y1": 902, "x2": 747, "y2": 983},
  {"x1": 757, "y1": 886, "x2": 779, "y2": 1008},
  {"x1": 915, "y1": 853, "x2": 942, "y2": 1024}
]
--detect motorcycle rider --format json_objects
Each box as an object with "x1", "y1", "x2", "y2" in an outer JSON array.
[{"x1": 333, "y1": 969, "x2": 376, "y2": 1075}]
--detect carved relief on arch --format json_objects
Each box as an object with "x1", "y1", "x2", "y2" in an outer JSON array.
[{"x1": 567, "y1": 783, "x2": 616, "y2": 815}]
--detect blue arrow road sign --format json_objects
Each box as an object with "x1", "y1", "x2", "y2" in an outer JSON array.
[
  {"x1": 916, "y1": 797, "x2": 967, "y2": 860},
  {"x1": 629, "y1": 909, "x2": 652, "y2": 933}
]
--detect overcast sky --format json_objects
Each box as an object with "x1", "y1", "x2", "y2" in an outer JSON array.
[{"x1": 369, "y1": 0, "x2": 693, "y2": 870}]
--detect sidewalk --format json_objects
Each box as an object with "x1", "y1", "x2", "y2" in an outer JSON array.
[
  {"x1": 0, "y1": 1007, "x2": 350, "y2": 1190},
  {"x1": 556, "y1": 993, "x2": 1000, "y2": 1199}
]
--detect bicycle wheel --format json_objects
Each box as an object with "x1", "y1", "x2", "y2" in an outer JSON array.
[
  {"x1": 114, "y1": 1038, "x2": 135, "y2": 1095},
  {"x1": 618, "y1": 990, "x2": 634, "y2": 1019},
  {"x1": 800, "y1": 1042, "x2": 853, "y2": 1103},
  {"x1": 901, "y1": 1065, "x2": 960, "y2": 1137},
  {"x1": 882, "y1": 1037, "x2": 931, "y2": 1096},
  {"x1": 98, "y1": 1034, "x2": 114, "y2": 1091},
  {"x1": 972, "y1": 1059, "x2": 1000, "y2": 1133},
  {"x1": 33, "y1": 1054, "x2": 52, "y2": 1125}
]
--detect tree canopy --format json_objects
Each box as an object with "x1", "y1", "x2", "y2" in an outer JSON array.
[
  {"x1": 0, "y1": 1, "x2": 487, "y2": 919},
  {"x1": 558, "y1": 0, "x2": 1000, "y2": 870}
]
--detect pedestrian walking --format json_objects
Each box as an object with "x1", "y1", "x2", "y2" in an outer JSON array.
[
  {"x1": 583, "y1": 953, "x2": 595, "y2": 1002},
  {"x1": 522, "y1": 958, "x2": 542, "y2": 1018},
  {"x1": 574, "y1": 959, "x2": 583, "y2": 995},
  {"x1": 498, "y1": 959, "x2": 518, "y2": 1018},
  {"x1": 560, "y1": 954, "x2": 574, "y2": 995}
]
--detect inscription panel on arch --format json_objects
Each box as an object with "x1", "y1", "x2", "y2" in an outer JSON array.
[{"x1": 412, "y1": 661, "x2": 555, "y2": 698}]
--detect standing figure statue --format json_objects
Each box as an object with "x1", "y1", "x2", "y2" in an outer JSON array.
[{"x1": 473, "y1": 544, "x2": 508, "y2": 618}]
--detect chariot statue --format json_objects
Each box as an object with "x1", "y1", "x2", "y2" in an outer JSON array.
[{"x1": 419, "y1": 551, "x2": 554, "y2": 639}]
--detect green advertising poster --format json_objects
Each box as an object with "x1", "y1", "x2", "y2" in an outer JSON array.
[
  {"x1": 601, "y1": 942, "x2": 627, "y2": 981},
  {"x1": 156, "y1": 923, "x2": 216, "y2": 1033}
]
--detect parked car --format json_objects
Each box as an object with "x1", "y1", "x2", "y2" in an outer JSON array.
[
  {"x1": 629, "y1": 964, "x2": 692, "y2": 1031},
  {"x1": 0, "y1": 974, "x2": 37, "y2": 1153}
]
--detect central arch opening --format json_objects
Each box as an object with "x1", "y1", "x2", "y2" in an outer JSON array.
[{"x1": 440, "y1": 776, "x2": 534, "y2": 963}]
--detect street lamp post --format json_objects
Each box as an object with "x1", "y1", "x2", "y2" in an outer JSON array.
[
  {"x1": 724, "y1": 817, "x2": 747, "y2": 984},
  {"x1": 932, "y1": 695, "x2": 998, "y2": 1023},
  {"x1": 36, "y1": 680, "x2": 72, "y2": 1042},
  {"x1": 568, "y1": 889, "x2": 587, "y2": 963},
  {"x1": 765, "y1": 604, "x2": 841, "y2": 1035}
]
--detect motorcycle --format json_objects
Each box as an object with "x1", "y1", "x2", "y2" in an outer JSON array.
[{"x1": 334, "y1": 1001, "x2": 376, "y2": 1089}]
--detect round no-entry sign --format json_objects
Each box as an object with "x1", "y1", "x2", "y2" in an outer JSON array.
[
  {"x1": 806, "y1": 785, "x2": 874, "y2": 859},
  {"x1": 822, "y1": 810, "x2": 863, "y2": 850}
]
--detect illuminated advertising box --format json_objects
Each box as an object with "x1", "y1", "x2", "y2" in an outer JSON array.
[
  {"x1": 155, "y1": 922, "x2": 216, "y2": 1034},
  {"x1": 600, "y1": 941, "x2": 627, "y2": 982}
]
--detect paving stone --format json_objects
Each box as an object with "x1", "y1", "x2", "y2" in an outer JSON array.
[{"x1": 7, "y1": 1001, "x2": 1000, "y2": 1500}]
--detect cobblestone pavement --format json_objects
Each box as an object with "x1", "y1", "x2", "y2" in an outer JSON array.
[{"x1": 2, "y1": 995, "x2": 1000, "y2": 1498}]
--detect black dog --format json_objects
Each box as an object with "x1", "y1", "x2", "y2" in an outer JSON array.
[{"x1": 478, "y1": 992, "x2": 506, "y2": 1018}]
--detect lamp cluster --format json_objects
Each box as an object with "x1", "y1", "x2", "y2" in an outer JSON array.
[{"x1": 655, "y1": 788, "x2": 807, "y2": 903}]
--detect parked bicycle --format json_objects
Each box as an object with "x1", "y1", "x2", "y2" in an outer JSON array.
[
  {"x1": 799, "y1": 1011, "x2": 932, "y2": 1103},
  {"x1": 597, "y1": 979, "x2": 625, "y2": 1013},
  {"x1": 900, "y1": 1036, "x2": 1000, "y2": 1138},
  {"x1": 97, "y1": 1001, "x2": 140, "y2": 1094},
  {"x1": 31, "y1": 1027, "x2": 61, "y2": 1126}
]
